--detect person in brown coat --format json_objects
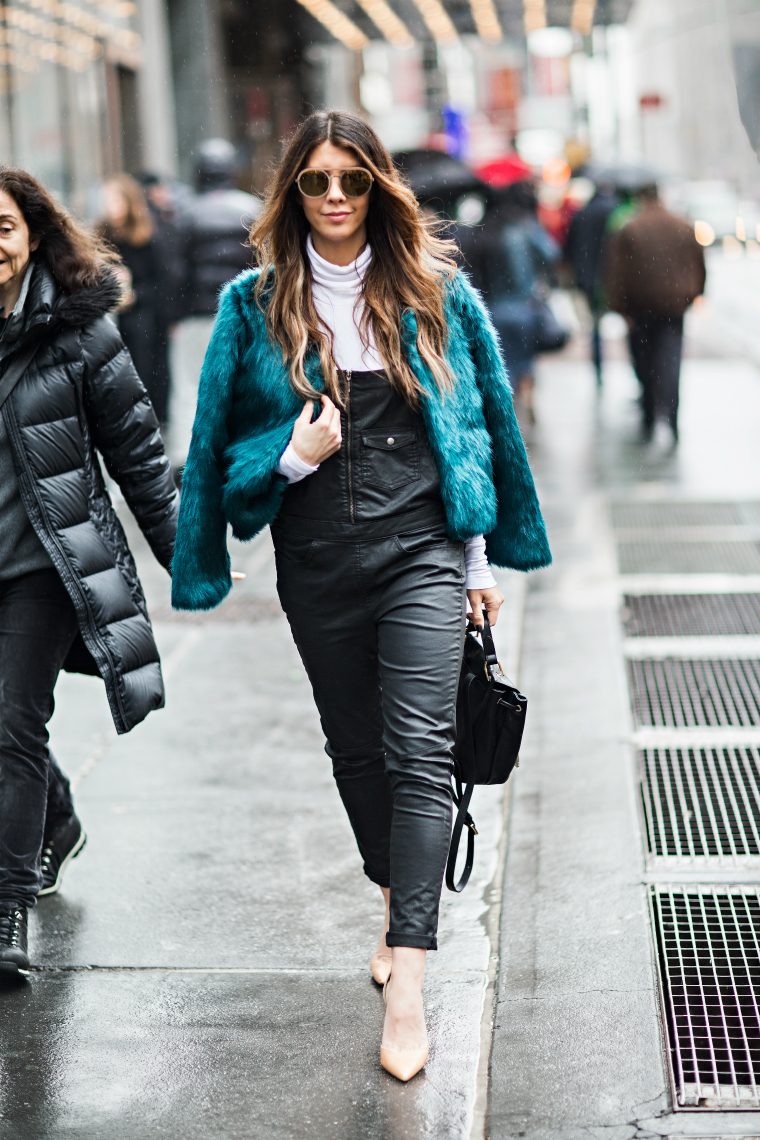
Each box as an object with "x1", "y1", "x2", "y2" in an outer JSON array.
[{"x1": 605, "y1": 183, "x2": 706, "y2": 441}]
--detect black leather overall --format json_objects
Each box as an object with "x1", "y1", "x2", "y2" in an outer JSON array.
[{"x1": 273, "y1": 370, "x2": 465, "y2": 950}]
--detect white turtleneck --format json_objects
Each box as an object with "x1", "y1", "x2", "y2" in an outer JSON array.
[{"x1": 277, "y1": 236, "x2": 496, "y2": 590}]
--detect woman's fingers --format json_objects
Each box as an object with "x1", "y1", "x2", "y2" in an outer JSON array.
[
  {"x1": 291, "y1": 396, "x2": 342, "y2": 465},
  {"x1": 466, "y1": 587, "x2": 504, "y2": 627}
]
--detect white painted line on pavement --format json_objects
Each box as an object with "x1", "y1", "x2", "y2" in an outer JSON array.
[
  {"x1": 618, "y1": 574, "x2": 760, "y2": 594},
  {"x1": 632, "y1": 726, "x2": 760, "y2": 750},
  {"x1": 70, "y1": 731, "x2": 117, "y2": 791},
  {"x1": 161, "y1": 627, "x2": 203, "y2": 680},
  {"x1": 623, "y1": 635, "x2": 760, "y2": 659}
]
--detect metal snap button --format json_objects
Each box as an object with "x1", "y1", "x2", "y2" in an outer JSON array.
[{"x1": 387, "y1": 436, "x2": 395, "y2": 445}]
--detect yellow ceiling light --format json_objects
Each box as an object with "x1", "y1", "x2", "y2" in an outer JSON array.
[
  {"x1": 295, "y1": 0, "x2": 368, "y2": 51},
  {"x1": 469, "y1": 0, "x2": 502, "y2": 42},
  {"x1": 524, "y1": 0, "x2": 546, "y2": 32},
  {"x1": 523, "y1": 0, "x2": 546, "y2": 33},
  {"x1": 409, "y1": 0, "x2": 458, "y2": 44},
  {"x1": 571, "y1": 0, "x2": 595, "y2": 34},
  {"x1": 355, "y1": 0, "x2": 414, "y2": 46}
]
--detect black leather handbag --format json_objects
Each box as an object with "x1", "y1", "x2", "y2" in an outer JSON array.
[{"x1": 446, "y1": 614, "x2": 527, "y2": 892}]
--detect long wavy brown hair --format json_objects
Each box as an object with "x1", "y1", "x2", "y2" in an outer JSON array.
[
  {"x1": 248, "y1": 111, "x2": 458, "y2": 404},
  {"x1": 0, "y1": 167, "x2": 120, "y2": 292}
]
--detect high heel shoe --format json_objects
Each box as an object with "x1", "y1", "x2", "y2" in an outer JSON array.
[
  {"x1": 370, "y1": 952, "x2": 392, "y2": 986},
  {"x1": 380, "y1": 1042, "x2": 429, "y2": 1082},
  {"x1": 380, "y1": 976, "x2": 429, "y2": 1082}
]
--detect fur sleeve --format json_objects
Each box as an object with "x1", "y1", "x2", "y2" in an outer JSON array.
[
  {"x1": 171, "y1": 280, "x2": 247, "y2": 609},
  {"x1": 451, "y1": 273, "x2": 551, "y2": 571}
]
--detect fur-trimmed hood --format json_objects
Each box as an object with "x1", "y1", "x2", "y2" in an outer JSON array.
[
  {"x1": 172, "y1": 267, "x2": 551, "y2": 612},
  {"x1": 0, "y1": 260, "x2": 121, "y2": 351}
]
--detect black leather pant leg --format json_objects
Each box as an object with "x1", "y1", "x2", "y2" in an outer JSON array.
[
  {"x1": 274, "y1": 532, "x2": 393, "y2": 888},
  {"x1": 367, "y1": 531, "x2": 465, "y2": 950},
  {"x1": 274, "y1": 527, "x2": 465, "y2": 950}
]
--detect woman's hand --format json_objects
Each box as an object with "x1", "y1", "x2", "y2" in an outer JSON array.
[
  {"x1": 467, "y1": 586, "x2": 505, "y2": 627},
  {"x1": 291, "y1": 396, "x2": 342, "y2": 466}
]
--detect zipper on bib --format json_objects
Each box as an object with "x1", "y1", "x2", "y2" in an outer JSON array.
[{"x1": 344, "y1": 369, "x2": 355, "y2": 522}]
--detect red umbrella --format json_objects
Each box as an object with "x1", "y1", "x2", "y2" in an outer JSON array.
[{"x1": 474, "y1": 153, "x2": 533, "y2": 188}]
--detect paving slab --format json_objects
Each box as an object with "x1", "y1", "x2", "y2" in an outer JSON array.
[{"x1": 488, "y1": 353, "x2": 760, "y2": 1140}]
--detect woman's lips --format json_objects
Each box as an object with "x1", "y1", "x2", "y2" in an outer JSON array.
[{"x1": 324, "y1": 212, "x2": 350, "y2": 221}]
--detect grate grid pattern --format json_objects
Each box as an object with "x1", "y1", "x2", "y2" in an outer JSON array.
[
  {"x1": 617, "y1": 542, "x2": 760, "y2": 575},
  {"x1": 652, "y1": 887, "x2": 760, "y2": 1108},
  {"x1": 628, "y1": 659, "x2": 760, "y2": 728},
  {"x1": 641, "y1": 748, "x2": 760, "y2": 865},
  {"x1": 623, "y1": 594, "x2": 760, "y2": 638},
  {"x1": 611, "y1": 503, "x2": 757, "y2": 529}
]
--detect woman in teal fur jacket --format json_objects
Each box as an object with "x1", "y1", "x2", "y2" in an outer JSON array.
[{"x1": 172, "y1": 111, "x2": 550, "y2": 1082}]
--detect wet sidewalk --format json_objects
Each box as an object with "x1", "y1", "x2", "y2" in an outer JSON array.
[
  {"x1": 488, "y1": 342, "x2": 760, "y2": 1139},
  {"x1": 3, "y1": 308, "x2": 760, "y2": 1139},
  {"x1": 0, "y1": 475, "x2": 525, "y2": 1138}
]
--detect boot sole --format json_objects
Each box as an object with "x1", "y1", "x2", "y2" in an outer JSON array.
[
  {"x1": 0, "y1": 957, "x2": 29, "y2": 975},
  {"x1": 37, "y1": 830, "x2": 87, "y2": 897}
]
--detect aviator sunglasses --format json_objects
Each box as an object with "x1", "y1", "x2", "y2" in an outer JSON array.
[{"x1": 296, "y1": 167, "x2": 374, "y2": 199}]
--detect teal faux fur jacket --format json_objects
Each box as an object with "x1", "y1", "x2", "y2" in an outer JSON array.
[{"x1": 171, "y1": 267, "x2": 551, "y2": 610}]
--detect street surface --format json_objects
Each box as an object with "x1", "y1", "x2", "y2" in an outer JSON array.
[{"x1": 2, "y1": 246, "x2": 759, "y2": 1138}]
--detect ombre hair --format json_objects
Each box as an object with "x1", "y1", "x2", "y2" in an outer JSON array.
[{"x1": 248, "y1": 110, "x2": 457, "y2": 404}]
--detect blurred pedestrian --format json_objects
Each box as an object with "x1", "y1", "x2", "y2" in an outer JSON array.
[
  {"x1": 565, "y1": 179, "x2": 618, "y2": 384},
  {"x1": 459, "y1": 180, "x2": 561, "y2": 423},
  {"x1": 99, "y1": 174, "x2": 171, "y2": 425},
  {"x1": 138, "y1": 171, "x2": 188, "y2": 423},
  {"x1": 170, "y1": 140, "x2": 260, "y2": 470},
  {"x1": 172, "y1": 111, "x2": 550, "y2": 1081},
  {"x1": 0, "y1": 169, "x2": 178, "y2": 974},
  {"x1": 605, "y1": 182, "x2": 706, "y2": 441}
]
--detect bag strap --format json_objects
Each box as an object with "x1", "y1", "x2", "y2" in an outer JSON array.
[
  {"x1": 0, "y1": 338, "x2": 46, "y2": 414},
  {"x1": 445, "y1": 778, "x2": 478, "y2": 893},
  {"x1": 478, "y1": 612, "x2": 500, "y2": 671}
]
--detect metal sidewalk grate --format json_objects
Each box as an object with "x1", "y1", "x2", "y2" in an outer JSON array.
[
  {"x1": 617, "y1": 542, "x2": 760, "y2": 575},
  {"x1": 623, "y1": 595, "x2": 760, "y2": 638},
  {"x1": 641, "y1": 748, "x2": 760, "y2": 866},
  {"x1": 611, "y1": 503, "x2": 760, "y2": 530},
  {"x1": 628, "y1": 659, "x2": 760, "y2": 727},
  {"x1": 651, "y1": 887, "x2": 760, "y2": 1109}
]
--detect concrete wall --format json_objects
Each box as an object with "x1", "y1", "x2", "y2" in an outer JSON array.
[{"x1": 628, "y1": 0, "x2": 760, "y2": 194}]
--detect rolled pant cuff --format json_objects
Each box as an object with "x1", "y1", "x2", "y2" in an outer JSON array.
[
  {"x1": 367, "y1": 874, "x2": 391, "y2": 888},
  {"x1": 385, "y1": 932, "x2": 437, "y2": 951}
]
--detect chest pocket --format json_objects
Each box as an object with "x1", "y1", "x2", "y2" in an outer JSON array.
[{"x1": 361, "y1": 430, "x2": 419, "y2": 491}]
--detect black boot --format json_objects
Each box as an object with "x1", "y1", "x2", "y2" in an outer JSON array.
[
  {"x1": 39, "y1": 814, "x2": 86, "y2": 897},
  {"x1": 0, "y1": 907, "x2": 29, "y2": 973}
]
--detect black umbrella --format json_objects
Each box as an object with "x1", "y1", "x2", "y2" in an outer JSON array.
[{"x1": 393, "y1": 149, "x2": 492, "y2": 211}]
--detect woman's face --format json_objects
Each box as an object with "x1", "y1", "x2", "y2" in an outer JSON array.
[
  {"x1": 103, "y1": 182, "x2": 129, "y2": 229},
  {"x1": 0, "y1": 190, "x2": 38, "y2": 288},
  {"x1": 298, "y1": 141, "x2": 371, "y2": 249}
]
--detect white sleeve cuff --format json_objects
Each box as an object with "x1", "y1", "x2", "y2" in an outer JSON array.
[
  {"x1": 277, "y1": 441, "x2": 320, "y2": 484},
  {"x1": 464, "y1": 534, "x2": 497, "y2": 589}
]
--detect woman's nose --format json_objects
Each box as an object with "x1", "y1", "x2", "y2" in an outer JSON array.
[{"x1": 326, "y1": 175, "x2": 347, "y2": 202}]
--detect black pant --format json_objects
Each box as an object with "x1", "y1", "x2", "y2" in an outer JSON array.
[
  {"x1": 274, "y1": 525, "x2": 465, "y2": 951},
  {"x1": 629, "y1": 315, "x2": 684, "y2": 431},
  {"x1": 0, "y1": 569, "x2": 79, "y2": 909}
]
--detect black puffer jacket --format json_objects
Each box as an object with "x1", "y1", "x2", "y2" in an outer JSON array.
[{"x1": 2, "y1": 261, "x2": 179, "y2": 733}]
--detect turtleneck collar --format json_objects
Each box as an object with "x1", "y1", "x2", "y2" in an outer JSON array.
[{"x1": 306, "y1": 234, "x2": 372, "y2": 294}]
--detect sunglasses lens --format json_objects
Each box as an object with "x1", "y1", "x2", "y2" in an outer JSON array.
[
  {"x1": 341, "y1": 169, "x2": 372, "y2": 197},
  {"x1": 298, "y1": 170, "x2": 330, "y2": 197}
]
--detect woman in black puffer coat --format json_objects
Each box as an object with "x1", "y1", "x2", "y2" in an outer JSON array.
[{"x1": 0, "y1": 169, "x2": 178, "y2": 974}]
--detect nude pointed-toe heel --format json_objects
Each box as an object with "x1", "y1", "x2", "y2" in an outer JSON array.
[
  {"x1": 370, "y1": 954, "x2": 392, "y2": 986},
  {"x1": 380, "y1": 1043, "x2": 429, "y2": 1082}
]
